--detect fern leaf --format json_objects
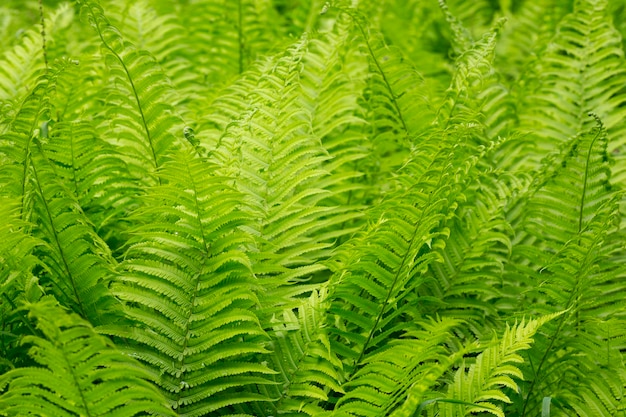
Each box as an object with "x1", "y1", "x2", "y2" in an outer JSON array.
[
  {"x1": 0, "y1": 297, "x2": 174, "y2": 417},
  {"x1": 0, "y1": 198, "x2": 44, "y2": 370},
  {"x1": 439, "y1": 313, "x2": 560, "y2": 417},
  {"x1": 29, "y1": 141, "x2": 122, "y2": 325},
  {"x1": 102, "y1": 151, "x2": 275, "y2": 416},
  {"x1": 512, "y1": 118, "x2": 626, "y2": 416},
  {"x1": 333, "y1": 317, "x2": 464, "y2": 417},
  {"x1": 517, "y1": 0, "x2": 626, "y2": 173},
  {"x1": 265, "y1": 289, "x2": 344, "y2": 415},
  {"x1": 77, "y1": 0, "x2": 189, "y2": 181}
]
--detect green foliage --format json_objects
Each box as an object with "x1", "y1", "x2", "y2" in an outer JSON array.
[{"x1": 1, "y1": 0, "x2": 625, "y2": 416}]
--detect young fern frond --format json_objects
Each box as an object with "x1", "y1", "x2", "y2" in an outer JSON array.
[{"x1": 0, "y1": 297, "x2": 174, "y2": 417}]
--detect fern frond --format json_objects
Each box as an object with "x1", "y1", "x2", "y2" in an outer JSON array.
[
  {"x1": 41, "y1": 119, "x2": 139, "y2": 253},
  {"x1": 333, "y1": 317, "x2": 464, "y2": 417},
  {"x1": 516, "y1": 0, "x2": 626, "y2": 172},
  {"x1": 28, "y1": 141, "x2": 122, "y2": 325},
  {"x1": 103, "y1": 1, "x2": 199, "y2": 110},
  {"x1": 265, "y1": 289, "x2": 344, "y2": 415},
  {"x1": 0, "y1": 29, "x2": 45, "y2": 104},
  {"x1": 102, "y1": 151, "x2": 275, "y2": 416},
  {"x1": 0, "y1": 297, "x2": 174, "y2": 417},
  {"x1": 439, "y1": 313, "x2": 560, "y2": 417},
  {"x1": 0, "y1": 197, "x2": 44, "y2": 370},
  {"x1": 526, "y1": 116, "x2": 614, "y2": 246},
  {"x1": 340, "y1": 8, "x2": 434, "y2": 169},
  {"x1": 437, "y1": 11, "x2": 514, "y2": 139},
  {"x1": 77, "y1": 0, "x2": 190, "y2": 181},
  {"x1": 176, "y1": 0, "x2": 283, "y2": 92},
  {"x1": 427, "y1": 173, "x2": 516, "y2": 328},
  {"x1": 206, "y1": 36, "x2": 364, "y2": 316},
  {"x1": 510, "y1": 119, "x2": 626, "y2": 416},
  {"x1": 326, "y1": 134, "x2": 480, "y2": 378}
]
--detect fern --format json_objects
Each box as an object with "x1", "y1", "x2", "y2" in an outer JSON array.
[
  {"x1": 1, "y1": 1, "x2": 626, "y2": 417},
  {"x1": 101, "y1": 151, "x2": 275, "y2": 415},
  {"x1": 439, "y1": 314, "x2": 560, "y2": 417},
  {"x1": 0, "y1": 297, "x2": 173, "y2": 417}
]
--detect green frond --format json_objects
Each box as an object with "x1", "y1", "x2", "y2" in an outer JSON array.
[
  {"x1": 332, "y1": 317, "x2": 464, "y2": 417},
  {"x1": 176, "y1": 0, "x2": 283, "y2": 88},
  {"x1": 326, "y1": 136, "x2": 481, "y2": 377},
  {"x1": 1, "y1": 2, "x2": 625, "y2": 417},
  {"x1": 0, "y1": 77, "x2": 47, "y2": 216},
  {"x1": 265, "y1": 289, "x2": 344, "y2": 415},
  {"x1": 508, "y1": 119, "x2": 626, "y2": 416},
  {"x1": 0, "y1": 29, "x2": 45, "y2": 104},
  {"x1": 495, "y1": 0, "x2": 572, "y2": 80},
  {"x1": 0, "y1": 197, "x2": 44, "y2": 370},
  {"x1": 28, "y1": 141, "x2": 123, "y2": 325},
  {"x1": 102, "y1": 151, "x2": 275, "y2": 416},
  {"x1": 444, "y1": 0, "x2": 499, "y2": 36},
  {"x1": 204, "y1": 35, "x2": 364, "y2": 316},
  {"x1": 526, "y1": 117, "x2": 615, "y2": 246},
  {"x1": 516, "y1": 0, "x2": 626, "y2": 171},
  {"x1": 0, "y1": 297, "x2": 174, "y2": 417},
  {"x1": 427, "y1": 173, "x2": 516, "y2": 328},
  {"x1": 439, "y1": 313, "x2": 560, "y2": 417},
  {"x1": 438, "y1": 11, "x2": 514, "y2": 139},
  {"x1": 338, "y1": 8, "x2": 434, "y2": 172},
  {"x1": 41, "y1": 118, "x2": 139, "y2": 253},
  {"x1": 77, "y1": 0, "x2": 190, "y2": 181}
]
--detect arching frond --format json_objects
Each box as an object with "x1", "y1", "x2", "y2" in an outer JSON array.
[
  {"x1": 0, "y1": 297, "x2": 174, "y2": 417},
  {"x1": 332, "y1": 317, "x2": 464, "y2": 417},
  {"x1": 28, "y1": 141, "x2": 122, "y2": 325},
  {"x1": 439, "y1": 313, "x2": 560, "y2": 417},
  {"x1": 102, "y1": 151, "x2": 275, "y2": 416},
  {"x1": 265, "y1": 289, "x2": 344, "y2": 416},
  {"x1": 516, "y1": 0, "x2": 626, "y2": 172},
  {"x1": 77, "y1": 0, "x2": 190, "y2": 181}
]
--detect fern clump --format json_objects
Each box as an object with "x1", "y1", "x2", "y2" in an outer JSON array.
[{"x1": 1, "y1": 0, "x2": 625, "y2": 416}]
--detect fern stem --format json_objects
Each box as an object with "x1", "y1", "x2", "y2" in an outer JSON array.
[
  {"x1": 38, "y1": 0, "x2": 48, "y2": 70},
  {"x1": 578, "y1": 126, "x2": 602, "y2": 233},
  {"x1": 237, "y1": 0, "x2": 245, "y2": 74}
]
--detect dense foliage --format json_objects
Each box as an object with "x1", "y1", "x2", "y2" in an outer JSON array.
[{"x1": 1, "y1": 0, "x2": 625, "y2": 415}]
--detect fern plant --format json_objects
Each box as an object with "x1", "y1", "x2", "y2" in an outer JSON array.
[{"x1": 1, "y1": 0, "x2": 626, "y2": 416}]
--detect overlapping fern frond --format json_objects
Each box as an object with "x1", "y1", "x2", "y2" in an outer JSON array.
[
  {"x1": 102, "y1": 151, "x2": 275, "y2": 416},
  {"x1": 516, "y1": 0, "x2": 626, "y2": 170},
  {"x1": 511, "y1": 119, "x2": 626, "y2": 416},
  {"x1": 1, "y1": 1, "x2": 625, "y2": 417},
  {"x1": 77, "y1": 0, "x2": 188, "y2": 182},
  {"x1": 439, "y1": 314, "x2": 560, "y2": 417},
  {"x1": 0, "y1": 297, "x2": 173, "y2": 417}
]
